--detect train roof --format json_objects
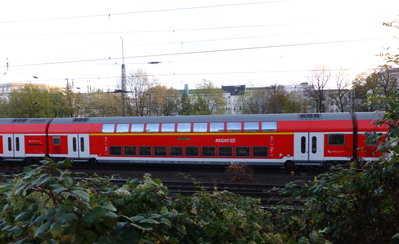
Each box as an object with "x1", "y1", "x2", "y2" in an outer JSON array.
[{"x1": 49, "y1": 112, "x2": 383, "y2": 124}]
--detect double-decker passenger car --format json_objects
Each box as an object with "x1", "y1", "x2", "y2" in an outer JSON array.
[
  {"x1": 46, "y1": 112, "x2": 386, "y2": 166},
  {"x1": 0, "y1": 112, "x2": 387, "y2": 166}
]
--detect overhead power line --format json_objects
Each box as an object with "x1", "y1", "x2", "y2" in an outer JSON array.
[
  {"x1": 5, "y1": 39, "x2": 375, "y2": 68},
  {"x1": 0, "y1": 0, "x2": 289, "y2": 24}
]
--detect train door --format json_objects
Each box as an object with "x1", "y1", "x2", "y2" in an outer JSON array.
[
  {"x1": 68, "y1": 134, "x2": 90, "y2": 159},
  {"x1": 2, "y1": 134, "x2": 25, "y2": 158},
  {"x1": 294, "y1": 133, "x2": 324, "y2": 162},
  {"x1": 309, "y1": 133, "x2": 324, "y2": 162}
]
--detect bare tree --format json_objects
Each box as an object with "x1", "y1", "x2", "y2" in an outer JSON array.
[
  {"x1": 306, "y1": 67, "x2": 330, "y2": 113},
  {"x1": 330, "y1": 70, "x2": 351, "y2": 112},
  {"x1": 126, "y1": 69, "x2": 157, "y2": 116}
]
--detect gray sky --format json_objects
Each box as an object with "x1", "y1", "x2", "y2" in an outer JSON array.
[{"x1": 0, "y1": 0, "x2": 398, "y2": 92}]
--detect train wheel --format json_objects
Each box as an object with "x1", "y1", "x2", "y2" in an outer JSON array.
[{"x1": 89, "y1": 158, "x2": 97, "y2": 165}]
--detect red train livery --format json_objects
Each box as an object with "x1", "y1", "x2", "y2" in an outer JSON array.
[{"x1": 0, "y1": 112, "x2": 387, "y2": 166}]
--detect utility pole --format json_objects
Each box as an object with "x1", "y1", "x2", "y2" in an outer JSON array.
[{"x1": 121, "y1": 38, "x2": 127, "y2": 116}]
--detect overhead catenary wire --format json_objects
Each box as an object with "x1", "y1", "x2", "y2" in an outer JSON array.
[
  {"x1": 2, "y1": 39, "x2": 377, "y2": 68},
  {"x1": 0, "y1": 0, "x2": 290, "y2": 24}
]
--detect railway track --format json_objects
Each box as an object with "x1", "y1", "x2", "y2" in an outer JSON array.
[{"x1": 108, "y1": 178, "x2": 304, "y2": 208}]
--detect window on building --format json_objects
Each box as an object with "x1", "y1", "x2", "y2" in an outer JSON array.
[
  {"x1": 131, "y1": 124, "x2": 144, "y2": 133},
  {"x1": 202, "y1": 146, "x2": 216, "y2": 157},
  {"x1": 116, "y1": 124, "x2": 130, "y2": 133},
  {"x1": 328, "y1": 134, "x2": 345, "y2": 145},
  {"x1": 124, "y1": 146, "x2": 136, "y2": 156},
  {"x1": 210, "y1": 122, "x2": 224, "y2": 132},
  {"x1": 102, "y1": 124, "x2": 115, "y2": 133},
  {"x1": 110, "y1": 146, "x2": 122, "y2": 156},
  {"x1": 146, "y1": 123, "x2": 159, "y2": 133},
  {"x1": 226, "y1": 122, "x2": 241, "y2": 132},
  {"x1": 219, "y1": 147, "x2": 232, "y2": 157},
  {"x1": 170, "y1": 146, "x2": 183, "y2": 156},
  {"x1": 244, "y1": 122, "x2": 259, "y2": 132},
  {"x1": 193, "y1": 123, "x2": 207, "y2": 132},
  {"x1": 236, "y1": 146, "x2": 250, "y2": 157},
  {"x1": 177, "y1": 123, "x2": 191, "y2": 132},
  {"x1": 161, "y1": 123, "x2": 175, "y2": 132},
  {"x1": 139, "y1": 146, "x2": 152, "y2": 156},
  {"x1": 186, "y1": 146, "x2": 199, "y2": 156},
  {"x1": 253, "y1": 147, "x2": 268, "y2": 157}
]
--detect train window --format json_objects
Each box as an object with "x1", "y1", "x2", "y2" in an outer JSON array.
[
  {"x1": 15, "y1": 137, "x2": 20, "y2": 152},
  {"x1": 80, "y1": 137, "x2": 85, "y2": 152},
  {"x1": 244, "y1": 122, "x2": 259, "y2": 132},
  {"x1": 312, "y1": 136, "x2": 317, "y2": 153},
  {"x1": 146, "y1": 123, "x2": 160, "y2": 133},
  {"x1": 219, "y1": 147, "x2": 233, "y2": 157},
  {"x1": 186, "y1": 146, "x2": 199, "y2": 156},
  {"x1": 301, "y1": 137, "x2": 306, "y2": 154},
  {"x1": 253, "y1": 147, "x2": 268, "y2": 157},
  {"x1": 139, "y1": 146, "x2": 152, "y2": 156},
  {"x1": 177, "y1": 123, "x2": 191, "y2": 132},
  {"x1": 154, "y1": 146, "x2": 167, "y2": 156},
  {"x1": 102, "y1": 124, "x2": 115, "y2": 133},
  {"x1": 161, "y1": 123, "x2": 175, "y2": 133},
  {"x1": 170, "y1": 146, "x2": 183, "y2": 156},
  {"x1": 193, "y1": 123, "x2": 207, "y2": 132},
  {"x1": 116, "y1": 124, "x2": 130, "y2": 133},
  {"x1": 328, "y1": 134, "x2": 345, "y2": 145},
  {"x1": 210, "y1": 123, "x2": 224, "y2": 132},
  {"x1": 202, "y1": 147, "x2": 216, "y2": 157},
  {"x1": 7, "y1": 137, "x2": 11, "y2": 151},
  {"x1": 131, "y1": 124, "x2": 144, "y2": 133},
  {"x1": 53, "y1": 136, "x2": 61, "y2": 145},
  {"x1": 72, "y1": 137, "x2": 77, "y2": 152},
  {"x1": 262, "y1": 122, "x2": 277, "y2": 132},
  {"x1": 236, "y1": 147, "x2": 250, "y2": 157},
  {"x1": 226, "y1": 122, "x2": 241, "y2": 132},
  {"x1": 124, "y1": 146, "x2": 136, "y2": 156},
  {"x1": 110, "y1": 146, "x2": 122, "y2": 156}
]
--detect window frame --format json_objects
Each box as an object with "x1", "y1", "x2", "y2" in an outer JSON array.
[
  {"x1": 202, "y1": 146, "x2": 216, "y2": 157},
  {"x1": 226, "y1": 122, "x2": 242, "y2": 132},
  {"x1": 146, "y1": 123, "x2": 160, "y2": 133},
  {"x1": 116, "y1": 124, "x2": 130, "y2": 133},
  {"x1": 328, "y1": 134, "x2": 345, "y2": 146},
  {"x1": 139, "y1": 146, "x2": 152, "y2": 156},
  {"x1": 110, "y1": 146, "x2": 122, "y2": 156},
  {"x1": 253, "y1": 146, "x2": 268, "y2": 157},
  {"x1": 131, "y1": 123, "x2": 144, "y2": 133},
  {"x1": 236, "y1": 146, "x2": 250, "y2": 157},
  {"x1": 102, "y1": 124, "x2": 115, "y2": 133},
  {"x1": 161, "y1": 123, "x2": 175, "y2": 133},
  {"x1": 209, "y1": 122, "x2": 224, "y2": 132},
  {"x1": 244, "y1": 122, "x2": 259, "y2": 132},
  {"x1": 219, "y1": 146, "x2": 233, "y2": 157}
]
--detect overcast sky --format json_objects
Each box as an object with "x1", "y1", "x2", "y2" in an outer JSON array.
[{"x1": 0, "y1": 0, "x2": 398, "y2": 92}]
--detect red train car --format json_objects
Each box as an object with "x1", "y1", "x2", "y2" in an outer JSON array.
[
  {"x1": 0, "y1": 118, "x2": 52, "y2": 161},
  {"x1": 43, "y1": 112, "x2": 386, "y2": 166}
]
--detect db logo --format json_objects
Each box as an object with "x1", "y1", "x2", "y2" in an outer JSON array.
[{"x1": 215, "y1": 138, "x2": 236, "y2": 143}]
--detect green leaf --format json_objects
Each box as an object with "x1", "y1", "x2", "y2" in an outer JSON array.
[
  {"x1": 63, "y1": 177, "x2": 74, "y2": 187},
  {"x1": 139, "y1": 218, "x2": 160, "y2": 225},
  {"x1": 72, "y1": 189, "x2": 90, "y2": 202},
  {"x1": 160, "y1": 218, "x2": 172, "y2": 228},
  {"x1": 50, "y1": 222, "x2": 63, "y2": 236},
  {"x1": 15, "y1": 212, "x2": 30, "y2": 222},
  {"x1": 34, "y1": 221, "x2": 51, "y2": 237},
  {"x1": 57, "y1": 213, "x2": 78, "y2": 224}
]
